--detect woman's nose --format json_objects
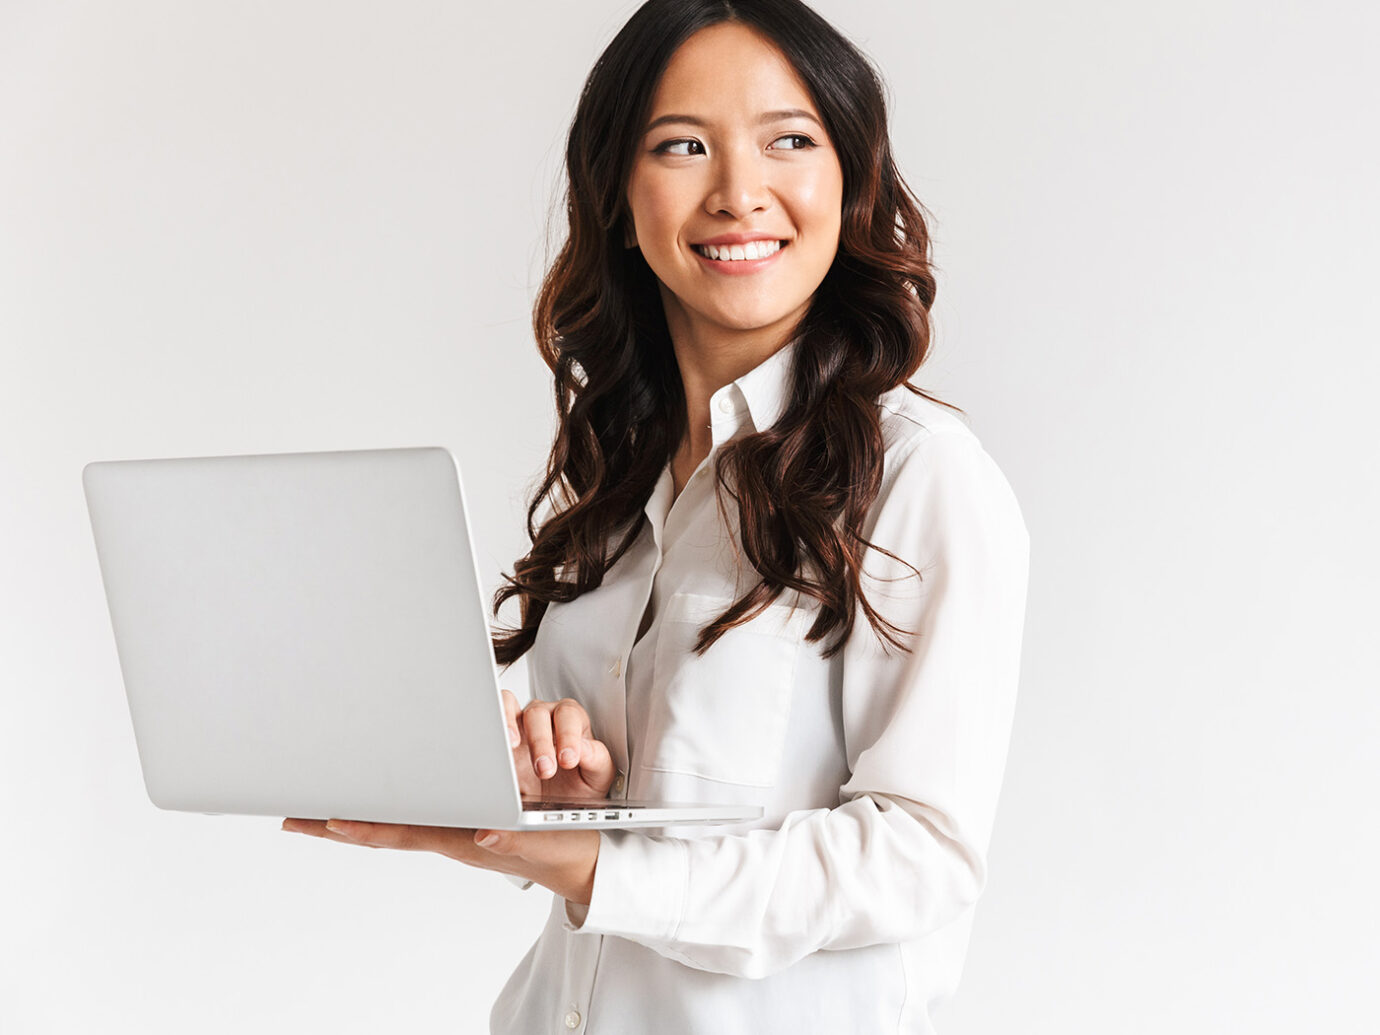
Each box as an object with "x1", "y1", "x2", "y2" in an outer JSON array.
[{"x1": 704, "y1": 150, "x2": 771, "y2": 220}]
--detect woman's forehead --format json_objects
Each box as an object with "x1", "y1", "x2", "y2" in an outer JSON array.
[{"x1": 643, "y1": 22, "x2": 819, "y2": 129}]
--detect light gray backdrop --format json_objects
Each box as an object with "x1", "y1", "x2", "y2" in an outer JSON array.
[{"x1": 2, "y1": 1, "x2": 1375, "y2": 1032}]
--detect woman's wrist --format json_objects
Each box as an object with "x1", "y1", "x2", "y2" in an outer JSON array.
[
  {"x1": 556, "y1": 831, "x2": 600, "y2": 905},
  {"x1": 480, "y1": 828, "x2": 600, "y2": 904}
]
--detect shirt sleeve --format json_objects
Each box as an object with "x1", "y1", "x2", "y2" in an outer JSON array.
[{"x1": 567, "y1": 429, "x2": 1032, "y2": 979}]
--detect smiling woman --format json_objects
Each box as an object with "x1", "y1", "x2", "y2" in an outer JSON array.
[
  {"x1": 624, "y1": 21, "x2": 846, "y2": 501},
  {"x1": 625, "y1": 23, "x2": 844, "y2": 356},
  {"x1": 501, "y1": 0, "x2": 954, "y2": 667},
  {"x1": 288, "y1": 1, "x2": 1031, "y2": 1032}
]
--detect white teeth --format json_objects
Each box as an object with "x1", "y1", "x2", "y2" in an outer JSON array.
[{"x1": 695, "y1": 240, "x2": 783, "y2": 261}]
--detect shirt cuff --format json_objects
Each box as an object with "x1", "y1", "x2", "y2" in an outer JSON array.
[{"x1": 564, "y1": 830, "x2": 688, "y2": 938}]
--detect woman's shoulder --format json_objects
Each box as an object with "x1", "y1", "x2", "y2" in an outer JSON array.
[
  {"x1": 876, "y1": 383, "x2": 978, "y2": 456},
  {"x1": 873, "y1": 384, "x2": 1027, "y2": 540}
]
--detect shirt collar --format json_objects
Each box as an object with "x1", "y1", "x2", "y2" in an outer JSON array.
[
  {"x1": 708, "y1": 338, "x2": 798, "y2": 445},
  {"x1": 643, "y1": 339, "x2": 801, "y2": 533}
]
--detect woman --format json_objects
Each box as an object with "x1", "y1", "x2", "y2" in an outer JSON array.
[{"x1": 285, "y1": 1, "x2": 1030, "y2": 1031}]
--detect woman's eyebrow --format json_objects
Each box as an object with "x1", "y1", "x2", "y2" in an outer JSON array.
[
  {"x1": 758, "y1": 108, "x2": 823, "y2": 128},
  {"x1": 643, "y1": 108, "x2": 823, "y2": 134},
  {"x1": 644, "y1": 113, "x2": 709, "y2": 134}
]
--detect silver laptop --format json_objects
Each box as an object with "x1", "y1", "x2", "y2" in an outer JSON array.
[{"x1": 82, "y1": 446, "x2": 761, "y2": 830}]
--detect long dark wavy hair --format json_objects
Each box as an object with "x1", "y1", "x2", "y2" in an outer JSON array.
[{"x1": 492, "y1": 0, "x2": 961, "y2": 664}]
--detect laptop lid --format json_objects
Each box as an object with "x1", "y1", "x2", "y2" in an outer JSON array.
[{"x1": 83, "y1": 447, "x2": 526, "y2": 829}]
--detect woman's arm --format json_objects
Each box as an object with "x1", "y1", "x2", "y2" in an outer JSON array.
[
  {"x1": 280, "y1": 816, "x2": 602, "y2": 903},
  {"x1": 568, "y1": 429, "x2": 1032, "y2": 978}
]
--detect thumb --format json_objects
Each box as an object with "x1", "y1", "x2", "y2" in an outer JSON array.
[
  {"x1": 474, "y1": 829, "x2": 519, "y2": 855},
  {"x1": 579, "y1": 736, "x2": 616, "y2": 787}
]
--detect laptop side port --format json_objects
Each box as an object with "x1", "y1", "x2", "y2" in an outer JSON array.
[{"x1": 604, "y1": 811, "x2": 619, "y2": 820}]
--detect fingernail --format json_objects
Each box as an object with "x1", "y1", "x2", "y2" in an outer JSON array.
[
  {"x1": 558, "y1": 748, "x2": 578, "y2": 768},
  {"x1": 508, "y1": 727, "x2": 521, "y2": 748},
  {"x1": 536, "y1": 756, "x2": 556, "y2": 778},
  {"x1": 476, "y1": 832, "x2": 499, "y2": 848}
]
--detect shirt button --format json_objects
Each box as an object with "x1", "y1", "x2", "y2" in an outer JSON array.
[
  {"x1": 612, "y1": 772, "x2": 626, "y2": 795},
  {"x1": 564, "y1": 1009, "x2": 582, "y2": 1029},
  {"x1": 716, "y1": 395, "x2": 735, "y2": 415}
]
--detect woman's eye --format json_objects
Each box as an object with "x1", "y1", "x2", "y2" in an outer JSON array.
[
  {"x1": 654, "y1": 138, "x2": 705, "y2": 156},
  {"x1": 771, "y1": 134, "x2": 816, "y2": 151}
]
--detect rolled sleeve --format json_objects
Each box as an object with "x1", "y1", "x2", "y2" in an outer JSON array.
[{"x1": 569, "y1": 830, "x2": 689, "y2": 936}]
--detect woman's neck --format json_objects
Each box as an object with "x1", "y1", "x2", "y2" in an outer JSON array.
[
  {"x1": 668, "y1": 331, "x2": 782, "y2": 499},
  {"x1": 664, "y1": 313, "x2": 796, "y2": 481}
]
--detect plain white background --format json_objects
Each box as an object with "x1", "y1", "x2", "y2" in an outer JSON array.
[{"x1": 2, "y1": 1, "x2": 1376, "y2": 1031}]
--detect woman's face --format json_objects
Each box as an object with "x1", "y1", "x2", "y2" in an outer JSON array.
[{"x1": 625, "y1": 22, "x2": 844, "y2": 349}]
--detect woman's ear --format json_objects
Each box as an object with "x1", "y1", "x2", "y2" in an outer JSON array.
[{"x1": 622, "y1": 220, "x2": 638, "y2": 249}]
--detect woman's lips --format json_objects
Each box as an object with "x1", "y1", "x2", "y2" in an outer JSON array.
[{"x1": 690, "y1": 239, "x2": 789, "y2": 275}]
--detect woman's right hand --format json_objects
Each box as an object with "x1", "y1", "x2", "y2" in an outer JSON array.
[{"x1": 501, "y1": 689, "x2": 616, "y2": 801}]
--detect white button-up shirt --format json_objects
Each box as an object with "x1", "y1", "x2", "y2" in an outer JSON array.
[{"x1": 491, "y1": 342, "x2": 1031, "y2": 1034}]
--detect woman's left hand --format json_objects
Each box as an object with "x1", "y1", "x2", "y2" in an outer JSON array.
[{"x1": 280, "y1": 818, "x2": 600, "y2": 904}]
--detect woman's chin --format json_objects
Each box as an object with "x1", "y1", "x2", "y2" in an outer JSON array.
[{"x1": 675, "y1": 305, "x2": 810, "y2": 342}]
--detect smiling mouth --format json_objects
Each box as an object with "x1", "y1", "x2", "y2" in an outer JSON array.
[{"x1": 691, "y1": 240, "x2": 787, "y2": 262}]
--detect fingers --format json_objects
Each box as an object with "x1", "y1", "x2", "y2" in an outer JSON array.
[
  {"x1": 504, "y1": 690, "x2": 549, "y2": 797},
  {"x1": 282, "y1": 817, "x2": 382, "y2": 849},
  {"x1": 524, "y1": 698, "x2": 595, "y2": 780},
  {"x1": 551, "y1": 699, "x2": 591, "y2": 771},
  {"x1": 287, "y1": 818, "x2": 479, "y2": 857},
  {"x1": 521, "y1": 702, "x2": 558, "y2": 779},
  {"x1": 500, "y1": 688, "x2": 521, "y2": 749},
  {"x1": 325, "y1": 820, "x2": 420, "y2": 849}
]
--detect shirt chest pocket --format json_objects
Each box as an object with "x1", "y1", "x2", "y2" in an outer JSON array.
[{"x1": 642, "y1": 592, "x2": 808, "y2": 788}]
